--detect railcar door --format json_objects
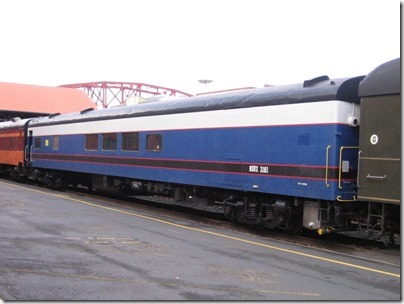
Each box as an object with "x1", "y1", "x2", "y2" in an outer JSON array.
[
  {"x1": 337, "y1": 145, "x2": 360, "y2": 201},
  {"x1": 357, "y1": 94, "x2": 401, "y2": 204},
  {"x1": 25, "y1": 130, "x2": 33, "y2": 167}
]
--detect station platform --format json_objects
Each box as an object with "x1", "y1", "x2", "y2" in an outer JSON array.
[{"x1": 0, "y1": 179, "x2": 400, "y2": 301}]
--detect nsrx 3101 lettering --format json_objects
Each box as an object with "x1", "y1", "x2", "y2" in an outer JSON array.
[{"x1": 248, "y1": 165, "x2": 269, "y2": 174}]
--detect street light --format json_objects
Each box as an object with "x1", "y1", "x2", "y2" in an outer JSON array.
[{"x1": 198, "y1": 79, "x2": 213, "y2": 85}]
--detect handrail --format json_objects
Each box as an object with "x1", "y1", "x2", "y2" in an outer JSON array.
[
  {"x1": 366, "y1": 174, "x2": 387, "y2": 180},
  {"x1": 357, "y1": 150, "x2": 362, "y2": 188},
  {"x1": 24, "y1": 145, "x2": 28, "y2": 162},
  {"x1": 30, "y1": 146, "x2": 33, "y2": 163},
  {"x1": 337, "y1": 195, "x2": 357, "y2": 202},
  {"x1": 325, "y1": 145, "x2": 331, "y2": 188}
]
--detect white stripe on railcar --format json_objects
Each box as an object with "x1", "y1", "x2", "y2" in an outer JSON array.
[{"x1": 30, "y1": 100, "x2": 359, "y2": 136}]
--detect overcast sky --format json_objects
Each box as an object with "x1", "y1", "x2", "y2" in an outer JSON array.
[{"x1": 0, "y1": 0, "x2": 400, "y2": 95}]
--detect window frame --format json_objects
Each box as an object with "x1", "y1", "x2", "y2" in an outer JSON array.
[
  {"x1": 102, "y1": 133, "x2": 117, "y2": 151},
  {"x1": 146, "y1": 134, "x2": 163, "y2": 151},
  {"x1": 122, "y1": 132, "x2": 140, "y2": 152},
  {"x1": 34, "y1": 138, "x2": 41, "y2": 149},
  {"x1": 53, "y1": 135, "x2": 59, "y2": 150},
  {"x1": 85, "y1": 134, "x2": 98, "y2": 151}
]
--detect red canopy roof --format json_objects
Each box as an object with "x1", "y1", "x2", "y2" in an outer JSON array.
[{"x1": 0, "y1": 82, "x2": 96, "y2": 114}]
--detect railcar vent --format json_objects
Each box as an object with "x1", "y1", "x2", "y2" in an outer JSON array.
[
  {"x1": 48, "y1": 113, "x2": 60, "y2": 118},
  {"x1": 80, "y1": 108, "x2": 95, "y2": 114},
  {"x1": 303, "y1": 75, "x2": 330, "y2": 88}
]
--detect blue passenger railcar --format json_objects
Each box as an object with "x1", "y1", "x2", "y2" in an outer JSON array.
[{"x1": 27, "y1": 75, "x2": 364, "y2": 231}]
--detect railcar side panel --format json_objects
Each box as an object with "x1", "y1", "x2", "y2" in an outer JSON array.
[
  {"x1": 29, "y1": 100, "x2": 360, "y2": 201},
  {"x1": 358, "y1": 57, "x2": 401, "y2": 205},
  {"x1": 0, "y1": 128, "x2": 25, "y2": 167},
  {"x1": 358, "y1": 94, "x2": 401, "y2": 203}
]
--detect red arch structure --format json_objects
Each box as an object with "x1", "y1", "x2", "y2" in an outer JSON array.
[{"x1": 60, "y1": 81, "x2": 193, "y2": 109}]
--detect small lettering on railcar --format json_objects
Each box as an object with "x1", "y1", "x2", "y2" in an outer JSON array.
[
  {"x1": 249, "y1": 165, "x2": 259, "y2": 172},
  {"x1": 260, "y1": 166, "x2": 269, "y2": 173},
  {"x1": 249, "y1": 165, "x2": 269, "y2": 174}
]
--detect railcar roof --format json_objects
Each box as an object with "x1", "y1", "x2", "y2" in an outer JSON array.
[
  {"x1": 29, "y1": 75, "x2": 364, "y2": 127},
  {"x1": 359, "y1": 58, "x2": 400, "y2": 97},
  {"x1": 0, "y1": 118, "x2": 31, "y2": 130}
]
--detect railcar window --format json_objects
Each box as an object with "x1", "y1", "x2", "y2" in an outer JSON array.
[
  {"x1": 53, "y1": 136, "x2": 59, "y2": 150},
  {"x1": 85, "y1": 134, "x2": 98, "y2": 150},
  {"x1": 146, "y1": 134, "x2": 162, "y2": 151},
  {"x1": 122, "y1": 132, "x2": 139, "y2": 151},
  {"x1": 34, "y1": 138, "x2": 41, "y2": 149},
  {"x1": 102, "y1": 133, "x2": 117, "y2": 151}
]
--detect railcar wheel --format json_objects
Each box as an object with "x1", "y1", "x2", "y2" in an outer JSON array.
[
  {"x1": 383, "y1": 221, "x2": 399, "y2": 246},
  {"x1": 287, "y1": 213, "x2": 303, "y2": 235},
  {"x1": 235, "y1": 205, "x2": 244, "y2": 224},
  {"x1": 9, "y1": 169, "x2": 19, "y2": 182}
]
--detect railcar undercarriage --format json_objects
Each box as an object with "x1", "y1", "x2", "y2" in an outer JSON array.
[{"x1": 223, "y1": 196, "x2": 303, "y2": 232}]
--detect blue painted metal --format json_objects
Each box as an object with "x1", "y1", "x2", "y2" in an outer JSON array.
[{"x1": 31, "y1": 123, "x2": 359, "y2": 201}]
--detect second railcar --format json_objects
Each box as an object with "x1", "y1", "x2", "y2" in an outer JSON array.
[
  {"x1": 0, "y1": 118, "x2": 30, "y2": 179},
  {"x1": 356, "y1": 58, "x2": 401, "y2": 239},
  {"x1": 358, "y1": 58, "x2": 401, "y2": 204}
]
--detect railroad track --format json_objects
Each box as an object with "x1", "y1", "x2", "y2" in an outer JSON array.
[
  {"x1": 3, "y1": 176, "x2": 399, "y2": 258},
  {"x1": 62, "y1": 185, "x2": 400, "y2": 257}
]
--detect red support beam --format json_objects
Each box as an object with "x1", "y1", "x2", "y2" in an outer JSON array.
[{"x1": 60, "y1": 81, "x2": 193, "y2": 108}]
